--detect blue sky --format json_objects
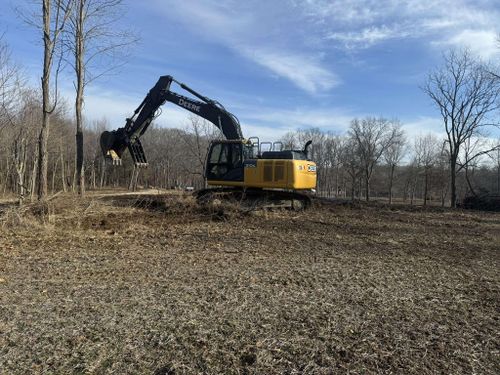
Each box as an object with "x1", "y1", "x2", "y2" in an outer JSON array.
[{"x1": 1, "y1": 0, "x2": 500, "y2": 140}]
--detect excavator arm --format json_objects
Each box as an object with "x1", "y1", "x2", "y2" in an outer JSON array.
[{"x1": 100, "y1": 75, "x2": 243, "y2": 166}]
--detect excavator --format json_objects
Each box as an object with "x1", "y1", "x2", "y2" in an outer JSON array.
[{"x1": 100, "y1": 75, "x2": 317, "y2": 208}]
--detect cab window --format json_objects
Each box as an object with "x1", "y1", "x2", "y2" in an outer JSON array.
[
  {"x1": 210, "y1": 143, "x2": 229, "y2": 164},
  {"x1": 206, "y1": 142, "x2": 243, "y2": 180}
]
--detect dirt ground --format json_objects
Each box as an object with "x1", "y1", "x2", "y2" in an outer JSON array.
[{"x1": 0, "y1": 192, "x2": 499, "y2": 374}]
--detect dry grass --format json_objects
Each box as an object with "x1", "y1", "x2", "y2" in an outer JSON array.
[{"x1": 0, "y1": 192, "x2": 499, "y2": 374}]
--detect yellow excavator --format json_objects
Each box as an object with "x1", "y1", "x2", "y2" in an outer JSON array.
[{"x1": 100, "y1": 75, "x2": 317, "y2": 207}]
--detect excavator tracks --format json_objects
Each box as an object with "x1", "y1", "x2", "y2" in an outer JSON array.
[{"x1": 195, "y1": 187, "x2": 313, "y2": 210}]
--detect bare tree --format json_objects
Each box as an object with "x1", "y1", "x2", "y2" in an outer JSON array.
[
  {"x1": 0, "y1": 37, "x2": 23, "y2": 135},
  {"x1": 434, "y1": 144, "x2": 450, "y2": 207},
  {"x1": 414, "y1": 134, "x2": 440, "y2": 206},
  {"x1": 383, "y1": 126, "x2": 406, "y2": 204},
  {"x1": 423, "y1": 49, "x2": 500, "y2": 207},
  {"x1": 490, "y1": 140, "x2": 500, "y2": 194},
  {"x1": 64, "y1": 0, "x2": 137, "y2": 196},
  {"x1": 488, "y1": 34, "x2": 500, "y2": 80},
  {"x1": 0, "y1": 38, "x2": 26, "y2": 197},
  {"x1": 14, "y1": 89, "x2": 42, "y2": 203},
  {"x1": 179, "y1": 116, "x2": 222, "y2": 188},
  {"x1": 141, "y1": 126, "x2": 186, "y2": 189},
  {"x1": 20, "y1": 0, "x2": 74, "y2": 200},
  {"x1": 324, "y1": 134, "x2": 345, "y2": 197},
  {"x1": 12, "y1": 131, "x2": 27, "y2": 204},
  {"x1": 341, "y1": 138, "x2": 363, "y2": 201},
  {"x1": 280, "y1": 131, "x2": 298, "y2": 150},
  {"x1": 296, "y1": 127, "x2": 325, "y2": 160},
  {"x1": 458, "y1": 136, "x2": 498, "y2": 197},
  {"x1": 349, "y1": 117, "x2": 403, "y2": 201}
]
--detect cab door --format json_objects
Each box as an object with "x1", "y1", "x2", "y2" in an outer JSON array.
[{"x1": 205, "y1": 142, "x2": 244, "y2": 182}]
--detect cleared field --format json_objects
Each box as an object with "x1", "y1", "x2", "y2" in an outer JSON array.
[{"x1": 0, "y1": 193, "x2": 499, "y2": 374}]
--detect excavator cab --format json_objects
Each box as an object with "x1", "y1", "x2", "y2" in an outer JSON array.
[{"x1": 205, "y1": 140, "x2": 254, "y2": 182}]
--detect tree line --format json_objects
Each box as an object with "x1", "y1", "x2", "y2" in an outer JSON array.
[{"x1": 282, "y1": 124, "x2": 498, "y2": 206}]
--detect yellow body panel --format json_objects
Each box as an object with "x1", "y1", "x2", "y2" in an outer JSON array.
[{"x1": 208, "y1": 159, "x2": 317, "y2": 190}]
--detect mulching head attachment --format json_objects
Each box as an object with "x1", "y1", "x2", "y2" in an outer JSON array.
[
  {"x1": 100, "y1": 130, "x2": 148, "y2": 168},
  {"x1": 100, "y1": 130, "x2": 123, "y2": 165}
]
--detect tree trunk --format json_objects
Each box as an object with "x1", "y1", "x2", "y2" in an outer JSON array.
[
  {"x1": 37, "y1": 112, "x2": 50, "y2": 200},
  {"x1": 51, "y1": 157, "x2": 59, "y2": 193},
  {"x1": 350, "y1": 174, "x2": 356, "y2": 201},
  {"x1": 30, "y1": 144, "x2": 38, "y2": 201},
  {"x1": 423, "y1": 169, "x2": 429, "y2": 206},
  {"x1": 334, "y1": 165, "x2": 340, "y2": 198},
  {"x1": 342, "y1": 173, "x2": 347, "y2": 198},
  {"x1": 388, "y1": 164, "x2": 395, "y2": 204},
  {"x1": 100, "y1": 158, "x2": 106, "y2": 188},
  {"x1": 3, "y1": 154, "x2": 10, "y2": 196},
  {"x1": 0, "y1": 159, "x2": 3, "y2": 196},
  {"x1": 75, "y1": 125, "x2": 84, "y2": 195},
  {"x1": 72, "y1": 167, "x2": 77, "y2": 192},
  {"x1": 14, "y1": 137, "x2": 27, "y2": 206},
  {"x1": 91, "y1": 160, "x2": 96, "y2": 189},
  {"x1": 464, "y1": 166, "x2": 477, "y2": 197},
  {"x1": 450, "y1": 155, "x2": 457, "y2": 208},
  {"x1": 365, "y1": 174, "x2": 370, "y2": 202},
  {"x1": 441, "y1": 189, "x2": 446, "y2": 207},
  {"x1": 60, "y1": 144, "x2": 67, "y2": 192},
  {"x1": 66, "y1": 160, "x2": 72, "y2": 190},
  {"x1": 38, "y1": 0, "x2": 53, "y2": 201},
  {"x1": 75, "y1": 1, "x2": 85, "y2": 197},
  {"x1": 497, "y1": 165, "x2": 500, "y2": 195},
  {"x1": 410, "y1": 176, "x2": 417, "y2": 206},
  {"x1": 402, "y1": 179, "x2": 408, "y2": 203}
]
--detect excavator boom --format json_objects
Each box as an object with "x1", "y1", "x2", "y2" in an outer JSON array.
[{"x1": 100, "y1": 75, "x2": 242, "y2": 166}]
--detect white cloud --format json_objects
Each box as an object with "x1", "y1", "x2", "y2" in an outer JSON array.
[
  {"x1": 327, "y1": 25, "x2": 409, "y2": 49},
  {"x1": 242, "y1": 49, "x2": 338, "y2": 94},
  {"x1": 401, "y1": 116, "x2": 446, "y2": 140},
  {"x1": 147, "y1": 0, "x2": 500, "y2": 90},
  {"x1": 299, "y1": 0, "x2": 384, "y2": 25},
  {"x1": 152, "y1": 0, "x2": 337, "y2": 94},
  {"x1": 441, "y1": 29, "x2": 499, "y2": 59},
  {"x1": 301, "y1": 0, "x2": 500, "y2": 56}
]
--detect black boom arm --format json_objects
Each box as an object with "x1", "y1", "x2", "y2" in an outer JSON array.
[{"x1": 100, "y1": 75, "x2": 243, "y2": 166}]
